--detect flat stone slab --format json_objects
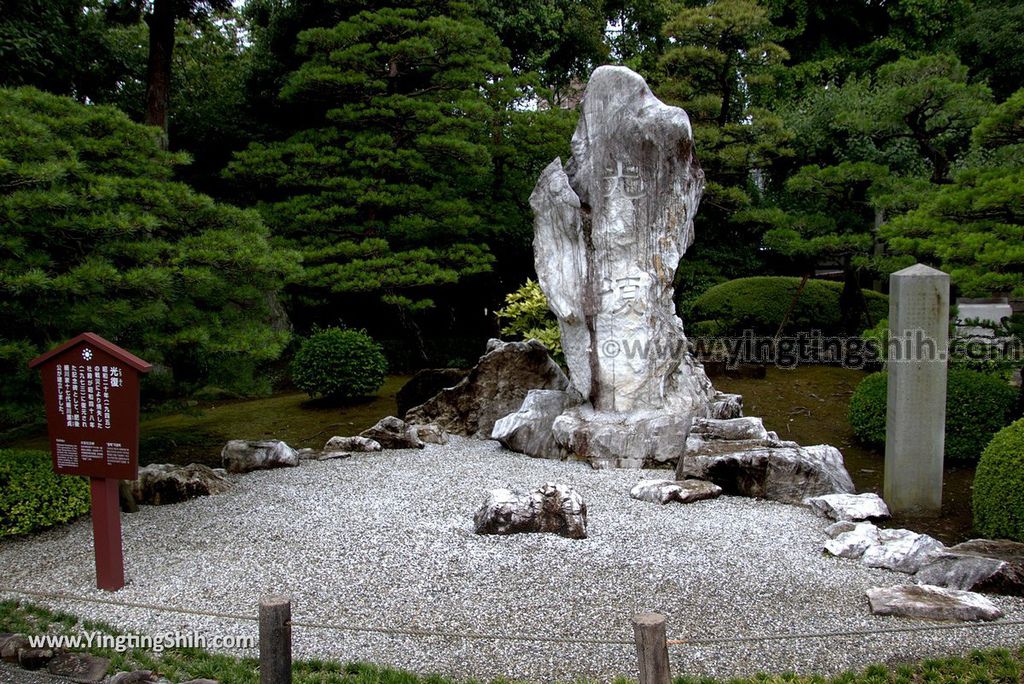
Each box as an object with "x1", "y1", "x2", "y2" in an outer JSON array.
[
  {"x1": 806, "y1": 493, "x2": 890, "y2": 522},
  {"x1": 47, "y1": 652, "x2": 111, "y2": 682},
  {"x1": 629, "y1": 479, "x2": 722, "y2": 505},
  {"x1": 866, "y1": 584, "x2": 1003, "y2": 621}
]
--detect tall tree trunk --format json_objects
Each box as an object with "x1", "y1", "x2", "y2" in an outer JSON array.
[
  {"x1": 144, "y1": 0, "x2": 176, "y2": 149},
  {"x1": 871, "y1": 207, "x2": 885, "y2": 292},
  {"x1": 839, "y1": 256, "x2": 868, "y2": 335}
]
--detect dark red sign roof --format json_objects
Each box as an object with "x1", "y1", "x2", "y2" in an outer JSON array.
[{"x1": 29, "y1": 332, "x2": 152, "y2": 373}]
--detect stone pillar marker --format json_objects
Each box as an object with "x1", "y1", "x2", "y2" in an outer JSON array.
[{"x1": 884, "y1": 263, "x2": 950, "y2": 516}]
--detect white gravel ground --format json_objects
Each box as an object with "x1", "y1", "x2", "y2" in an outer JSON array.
[{"x1": 2, "y1": 436, "x2": 1024, "y2": 683}]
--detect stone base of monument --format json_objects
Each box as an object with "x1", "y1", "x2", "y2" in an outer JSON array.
[{"x1": 551, "y1": 406, "x2": 694, "y2": 469}]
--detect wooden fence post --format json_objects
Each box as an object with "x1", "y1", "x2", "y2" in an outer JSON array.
[
  {"x1": 259, "y1": 595, "x2": 292, "y2": 684},
  {"x1": 632, "y1": 612, "x2": 671, "y2": 684}
]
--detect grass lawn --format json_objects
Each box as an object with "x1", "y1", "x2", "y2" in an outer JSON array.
[{"x1": 2, "y1": 600, "x2": 1024, "y2": 683}]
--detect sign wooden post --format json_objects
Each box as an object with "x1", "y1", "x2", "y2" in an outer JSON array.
[{"x1": 29, "y1": 332, "x2": 151, "y2": 591}]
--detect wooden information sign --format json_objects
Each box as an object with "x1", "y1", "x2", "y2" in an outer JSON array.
[{"x1": 29, "y1": 332, "x2": 151, "y2": 591}]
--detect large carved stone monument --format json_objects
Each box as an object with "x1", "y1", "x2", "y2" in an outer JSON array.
[{"x1": 496, "y1": 65, "x2": 717, "y2": 468}]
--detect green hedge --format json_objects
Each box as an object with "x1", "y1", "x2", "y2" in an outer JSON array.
[
  {"x1": 848, "y1": 369, "x2": 1018, "y2": 462},
  {"x1": 0, "y1": 450, "x2": 90, "y2": 537},
  {"x1": 686, "y1": 277, "x2": 888, "y2": 336},
  {"x1": 973, "y1": 419, "x2": 1024, "y2": 540},
  {"x1": 290, "y1": 327, "x2": 388, "y2": 399}
]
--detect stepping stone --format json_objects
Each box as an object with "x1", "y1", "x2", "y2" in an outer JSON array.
[
  {"x1": 0, "y1": 635, "x2": 27, "y2": 662},
  {"x1": 47, "y1": 652, "x2": 111, "y2": 682},
  {"x1": 18, "y1": 647, "x2": 55, "y2": 670},
  {"x1": 866, "y1": 584, "x2": 1003, "y2": 622}
]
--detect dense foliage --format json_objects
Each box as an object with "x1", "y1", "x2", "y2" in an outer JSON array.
[
  {"x1": 0, "y1": 87, "x2": 293, "y2": 426},
  {"x1": 849, "y1": 369, "x2": 1018, "y2": 461},
  {"x1": 495, "y1": 280, "x2": 561, "y2": 357},
  {"x1": 0, "y1": 449, "x2": 90, "y2": 537},
  {"x1": 225, "y1": 1, "x2": 511, "y2": 325},
  {"x1": 687, "y1": 277, "x2": 888, "y2": 336},
  {"x1": 290, "y1": 328, "x2": 388, "y2": 399},
  {"x1": 1, "y1": 0, "x2": 1023, "y2": 422},
  {"x1": 973, "y1": 418, "x2": 1024, "y2": 541}
]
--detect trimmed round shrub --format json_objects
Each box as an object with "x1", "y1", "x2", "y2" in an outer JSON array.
[
  {"x1": 290, "y1": 328, "x2": 387, "y2": 399},
  {"x1": 0, "y1": 449, "x2": 90, "y2": 537},
  {"x1": 973, "y1": 419, "x2": 1024, "y2": 540},
  {"x1": 686, "y1": 277, "x2": 888, "y2": 336},
  {"x1": 848, "y1": 369, "x2": 1018, "y2": 462}
]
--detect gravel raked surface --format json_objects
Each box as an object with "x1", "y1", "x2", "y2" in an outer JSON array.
[{"x1": 2, "y1": 436, "x2": 1024, "y2": 682}]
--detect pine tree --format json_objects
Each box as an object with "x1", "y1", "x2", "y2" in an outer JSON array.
[
  {"x1": 225, "y1": 1, "x2": 522, "y2": 330},
  {"x1": 0, "y1": 87, "x2": 294, "y2": 425}
]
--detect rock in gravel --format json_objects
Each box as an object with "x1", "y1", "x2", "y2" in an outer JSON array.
[
  {"x1": 866, "y1": 584, "x2": 1003, "y2": 621},
  {"x1": 709, "y1": 392, "x2": 743, "y2": 419},
  {"x1": 913, "y1": 539, "x2": 1024, "y2": 595},
  {"x1": 323, "y1": 436, "x2": 381, "y2": 452},
  {"x1": 181, "y1": 679, "x2": 219, "y2": 684},
  {"x1": 128, "y1": 463, "x2": 232, "y2": 505},
  {"x1": 317, "y1": 451, "x2": 351, "y2": 461},
  {"x1": 951, "y1": 538, "x2": 1024, "y2": 563},
  {"x1": 359, "y1": 416, "x2": 424, "y2": 450},
  {"x1": 18, "y1": 647, "x2": 54, "y2": 670},
  {"x1": 862, "y1": 529, "x2": 945, "y2": 574},
  {"x1": 0, "y1": 635, "x2": 27, "y2": 663},
  {"x1": 914, "y1": 554, "x2": 1021, "y2": 595},
  {"x1": 412, "y1": 423, "x2": 449, "y2": 445},
  {"x1": 690, "y1": 416, "x2": 769, "y2": 441},
  {"x1": 405, "y1": 339, "x2": 569, "y2": 439},
  {"x1": 491, "y1": 389, "x2": 572, "y2": 460},
  {"x1": 681, "y1": 444, "x2": 855, "y2": 504},
  {"x1": 629, "y1": 479, "x2": 722, "y2": 505},
  {"x1": 806, "y1": 493, "x2": 890, "y2": 522},
  {"x1": 221, "y1": 440, "x2": 299, "y2": 474},
  {"x1": 396, "y1": 368, "x2": 468, "y2": 418},
  {"x1": 824, "y1": 522, "x2": 880, "y2": 560},
  {"x1": 47, "y1": 652, "x2": 110, "y2": 682},
  {"x1": 474, "y1": 483, "x2": 587, "y2": 539},
  {"x1": 826, "y1": 520, "x2": 859, "y2": 538}
]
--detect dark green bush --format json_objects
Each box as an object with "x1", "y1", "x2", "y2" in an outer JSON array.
[
  {"x1": 847, "y1": 371, "x2": 889, "y2": 446},
  {"x1": 848, "y1": 369, "x2": 1018, "y2": 462},
  {"x1": 973, "y1": 419, "x2": 1024, "y2": 541},
  {"x1": 0, "y1": 450, "x2": 90, "y2": 537},
  {"x1": 290, "y1": 328, "x2": 388, "y2": 399},
  {"x1": 686, "y1": 277, "x2": 888, "y2": 336}
]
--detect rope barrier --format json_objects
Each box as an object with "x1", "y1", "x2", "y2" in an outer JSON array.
[
  {"x1": 667, "y1": 618, "x2": 1024, "y2": 646},
  {"x1": 5, "y1": 586, "x2": 1024, "y2": 649},
  {"x1": 0, "y1": 588, "x2": 632, "y2": 646}
]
